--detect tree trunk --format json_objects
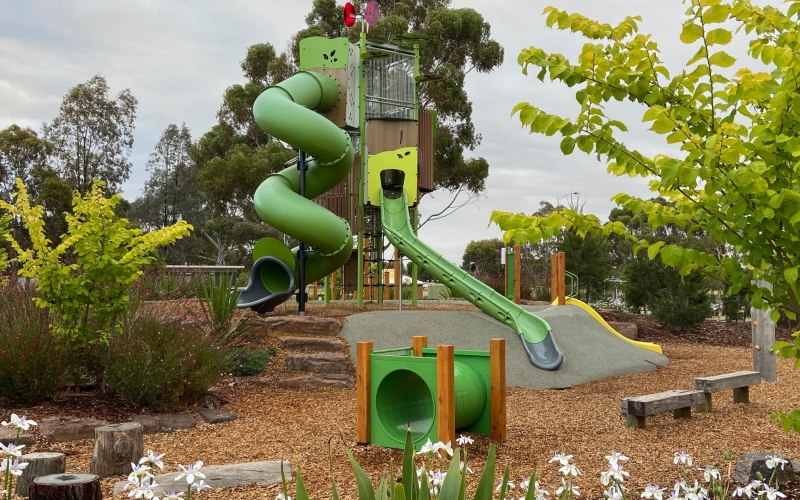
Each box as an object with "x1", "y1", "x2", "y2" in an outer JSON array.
[
  {"x1": 15, "y1": 452, "x2": 66, "y2": 498},
  {"x1": 89, "y1": 423, "x2": 143, "y2": 478},
  {"x1": 29, "y1": 473, "x2": 101, "y2": 500}
]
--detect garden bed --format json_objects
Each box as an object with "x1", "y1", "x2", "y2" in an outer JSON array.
[{"x1": 2, "y1": 301, "x2": 800, "y2": 499}]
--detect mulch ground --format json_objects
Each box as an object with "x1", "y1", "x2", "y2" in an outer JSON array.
[{"x1": 3, "y1": 300, "x2": 800, "y2": 499}]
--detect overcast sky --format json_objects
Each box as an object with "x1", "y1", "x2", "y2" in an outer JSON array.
[{"x1": 0, "y1": 0, "x2": 767, "y2": 264}]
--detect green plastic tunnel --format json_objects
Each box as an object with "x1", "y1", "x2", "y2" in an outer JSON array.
[{"x1": 372, "y1": 359, "x2": 488, "y2": 446}]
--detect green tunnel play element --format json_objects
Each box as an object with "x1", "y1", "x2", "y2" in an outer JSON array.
[
  {"x1": 240, "y1": 70, "x2": 355, "y2": 311},
  {"x1": 379, "y1": 187, "x2": 564, "y2": 371},
  {"x1": 370, "y1": 348, "x2": 491, "y2": 450}
]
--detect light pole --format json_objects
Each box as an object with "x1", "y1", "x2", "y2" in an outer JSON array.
[{"x1": 555, "y1": 191, "x2": 579, "y2": 210}]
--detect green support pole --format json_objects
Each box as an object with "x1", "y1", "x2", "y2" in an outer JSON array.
[
  {"x1": 411, "y1": 209, "x2": 418, "y2": 306},
  {"x1": 357, "y1": 32, "x2": 367, "y2": 308}
]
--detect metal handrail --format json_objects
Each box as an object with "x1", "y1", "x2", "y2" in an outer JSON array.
[{"x1": 565, "y1": 270, "x2": 579, "y2": 298}]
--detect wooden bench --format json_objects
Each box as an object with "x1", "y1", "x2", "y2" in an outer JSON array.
[
  {"x1": 693, "y1": 371, "x2": 761, "y2": 413},
  {"x1": 621, "y1": 390, "x2": 705, "y2": 429}
]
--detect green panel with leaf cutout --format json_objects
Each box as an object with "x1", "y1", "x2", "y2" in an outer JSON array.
[{"x1": 299, "y1": 37, "x2": 349, "y2": 70}]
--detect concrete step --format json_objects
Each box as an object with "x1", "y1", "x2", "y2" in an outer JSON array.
[
  {"x1": 277, "y1": 373, "x2": 354, "y2": 389},
  {"x1": 285, "y1": 353, "x2": 351, "y2": 375},
  {"x1": 281, "y1": 337, "x2": 345, "y2": 353}
]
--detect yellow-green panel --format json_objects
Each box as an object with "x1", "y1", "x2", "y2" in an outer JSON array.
[
  {"x1": 368, "y1": 147, "x2": 418, "y2": 206},
  {"x1": 299, "y1": 37, "x2": 349, "y2": 70}
]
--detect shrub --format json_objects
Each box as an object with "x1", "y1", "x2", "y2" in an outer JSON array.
[
  {"x1": 0, "y1": 282, "x2": 68, "y2": 402},
  {"x1": 224, "y1": 346, "x2": 275, "y2": 376},
  {"x1": 105, "y1": 311, "x2": 225, "y2": 410},
  {"x1": 195, "y1": 273, "x2": 251, "y2": 346},
  {"x1": 134, "y1": 268, "x2": 203, "y2": 301}
]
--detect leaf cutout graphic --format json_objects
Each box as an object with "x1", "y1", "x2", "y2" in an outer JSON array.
[
  {"x1": 404, "y1": 151, "x2": 411, "y2": 156},
  {"x1": 396, "y1": 154, "x2": 403, "y2": 159},
  {"x1": 331, "y1": 50, "x2": 336, "y2": 56},
  {"x1": 323, "y1": 54, "x2": 329, "y2": 60}
]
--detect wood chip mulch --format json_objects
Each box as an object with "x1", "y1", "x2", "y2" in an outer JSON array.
[{"x1": 2, "y1": 301, "x2": 800, "y2": 499}]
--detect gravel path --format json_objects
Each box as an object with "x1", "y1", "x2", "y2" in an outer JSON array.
[{"x1": 339, "y1": 304, "x2": 668, "y2": 389}]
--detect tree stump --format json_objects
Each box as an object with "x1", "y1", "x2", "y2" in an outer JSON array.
[
  {"x1": 29, "y1": 473, "x2": 101, "y2": 500},
  {"x1": 89, "y1": 422, "x2": 143, "y2": 478},
  {"x1": 15, "y1": 452, "x2": 67, "y2": 497}
]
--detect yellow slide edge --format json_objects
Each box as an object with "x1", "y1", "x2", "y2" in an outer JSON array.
[{"x1": 553, "y1": 297, "x2": 664, "y2": 354}]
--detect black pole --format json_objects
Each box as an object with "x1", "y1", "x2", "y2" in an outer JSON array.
[{"x1": 298, "y1": 150, "x2": 307, "y2": 316}]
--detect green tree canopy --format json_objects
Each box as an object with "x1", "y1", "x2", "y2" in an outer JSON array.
[
  {"x1": 491, "y1": 1, "x2": 800, "y2": 323},
  {"x1": 42, "y1": 75, "x2": 137, "y2": 195}
]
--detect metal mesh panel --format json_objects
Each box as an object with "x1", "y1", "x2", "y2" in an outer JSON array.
[{"x1": 365, "y1": 51, "x2": 415, "y2": 119}]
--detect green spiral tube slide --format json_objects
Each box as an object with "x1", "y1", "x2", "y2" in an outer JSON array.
[
  {"x1": 379, "y1": 177, "x2": 563, "y2": 371},
  {"x1": 237, "y1": 71, "x2": 354, "y2": 312}
]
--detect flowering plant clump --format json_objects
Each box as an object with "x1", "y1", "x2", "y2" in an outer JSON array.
[
  {"x1": 124, "y1": 450, "x2": 211, "y2": 500},
  {"x1": 0, "y1": 414, "x2": 36, "y2": 500}
]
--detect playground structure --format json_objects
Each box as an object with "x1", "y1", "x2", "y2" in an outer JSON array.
[
  {"x1": 355, "y1": 336, "x2": 506, "y2": 450},
  {"x1": 236, "y1": 31, "x2": 564, "y2": 371}
]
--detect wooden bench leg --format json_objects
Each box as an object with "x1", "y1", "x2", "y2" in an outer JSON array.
[
  {"x1": 673, "y1": 407, "x2": 691, "y2": 419},
  {"x1": 696, "y1": 393, "x2": 712, "y2": 413},
  {"x1": 626, "y1": 414, "x2": 645, "y2": 429},
  {"x1": 733, "y1": 386, "x2": 750, "y2": 404}
]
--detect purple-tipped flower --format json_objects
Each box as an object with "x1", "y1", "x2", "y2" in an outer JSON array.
[
  {"x1": 175, "y1": 461, "x2": 205, "y2": 484},
  {"x1": 0, "y1": 414, "x2": 37, "y2": 431},
  {"x1": 139, "y1": 450, "x2": 166, "y2": 470}
]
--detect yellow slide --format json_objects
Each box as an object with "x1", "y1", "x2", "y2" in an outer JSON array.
[{"x1": 553, "y1": 297, "x2": 663, "y2": 354}]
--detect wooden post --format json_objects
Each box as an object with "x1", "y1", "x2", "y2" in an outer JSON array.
[
  {"x1": 437, "y1": 345, "x2": 455, "y2": 448},
  {"x1": 752, "y1": 279, "x2": 777, "y2": 382},
  {"x1": 550, "y1": 254, "x2": 558, "y2": 303},
  {"x1": 513, "y1": 244, "x2": 521, "y2": 304},
  {"x1": 412, "y1": 336, "x2": 428, "y2": 357},
  {"x1": 313, "y1": 281, "x2": 318, "y2": 301},
  {"x1": 15, "y1": 453, "x2": 66, "y2": 497},
  {"x1": 331, "y1": 271, "x2": 338, "y2": 300},
  {"x1": 489, "y1": 339, "x2": 507, "y2": 442},
  {"x1": 356, "y1": 341, "x2": 373, "y2": 444},
  {"x1": 557, "y1": 252, "x2": 566, "y2": 305},
  {"x1": 29, "y1": 474, "x2": 101, "y2": 500},
  {"x1": 89, "y1": 423, "x2": 143, "y2": 478},
  {"x1": 384, "y1": 270, "x2": 391, "y2": 300},
  {"x1": 503, "y1": 249, "x2": 508, "y2": 298}
]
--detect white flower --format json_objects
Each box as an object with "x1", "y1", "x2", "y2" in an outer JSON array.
[
  {"x1": 601, "y1": 470, "x2": 613, "y2": 486},
  {"x1": 549, "y1": 452, "x2": 573, "y2": 466},
  {"x1": 496, "y1": 480, "x2": 515, "y2": 491},
  {"x1": 608, "y1": 462, "x2": 628, "y2": 482},
  {"x1": 433, "y1": 441, "x2": 454, "y2": 457},
  {"x1": 605, "y1": 451, "x2": 629, "y2": 465},
  {"x1": 0, "y1": 459, "x2": 28, "y2": 476},
  {"x1": 698, "y1": 466, "x2": 720, "y2": 483},
  {"x1": 0, "y1": 414, "x2": 37, "y2": 431},
  {"x1": 556, "y1": 478, "x2": 579, "y2": 497},
  {"x1": 641, "y1": 484, "x2": 665, "y2": 500},
  {"x1": 140, "y1": 450, "x2": 166, "y2": 470},
  {"x1": 456, "y1": 434, "x2": 474, "y2": 446},
  {"x1": 732, "y1": 485, "x2": 752, "y2": 498},
  {"x1": 748, "y1": 479, "x2": 763, "y2": 490},
  {"x1": 761, "y1": 486, "x2": 786, "y2": 500},
  {"x1": 162, "y1": 492, "x2": 185, "y2": 500},
  {"x1": 128, "y1": 462, "x2": 154, "y2": 482},
  {"x1": 673, "y1": 451, "x2": 693, "y2": 466},
  {"x1": 533, "y1": 482, "x2": 549, "y2": 500},
  {"x1": 192, "y1": 479, "x2": 211, "y2": 492},
  {"x1": 417, "y1": 439, "x2": 435, "y2": 455},
  {"x1": 275, "y1": 493, "x2": 292, "y2": 500},
  {"x1": 0, "y1": 442, "x2": 25, "y2": 458},
  {"x1": 174, "y1": 461, "x2": 205, "y2": 485},
  {"x1": 559, "y1": 463, "x2": 580, "y2": 477},
  {"x1": 605, "y1": 489, "x2": 623, "y2": 500},
  {"x1": 459, "y1": 461, "x2": 473, "y2": 474},
  {"x1": 126, "y1": 479, "x2": 158, "y2": 499},
  {"x1": 765, "y1": 455, "x2": 788, "y2": 471},
  {"x1": 682, "y1": 481, "x2": 707, "y2": 500}
]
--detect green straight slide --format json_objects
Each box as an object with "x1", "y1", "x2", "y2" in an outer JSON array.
[
  {"x1": 238, "y1": 71, "x2": 354, "y2": 312},
  {"x1": 379, "y1": 175, "x2": 563, "y2": 371}
]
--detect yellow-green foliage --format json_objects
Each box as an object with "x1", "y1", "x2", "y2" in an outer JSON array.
[
  {"x1": 0, "y1": 178, "x2": 192, "y2": 351},
  {"x1": 493, "y1": 0, "x2": 800, "y2": 433}
]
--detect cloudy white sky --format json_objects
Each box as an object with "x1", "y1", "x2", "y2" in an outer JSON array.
[{"x1": 0, "y1": 0, "x2": 767, "y2": 263}]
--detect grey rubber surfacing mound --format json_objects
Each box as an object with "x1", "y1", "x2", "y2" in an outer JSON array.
[{"x1": 339, "y1": 304, "x2": 669, "y2": 390}]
